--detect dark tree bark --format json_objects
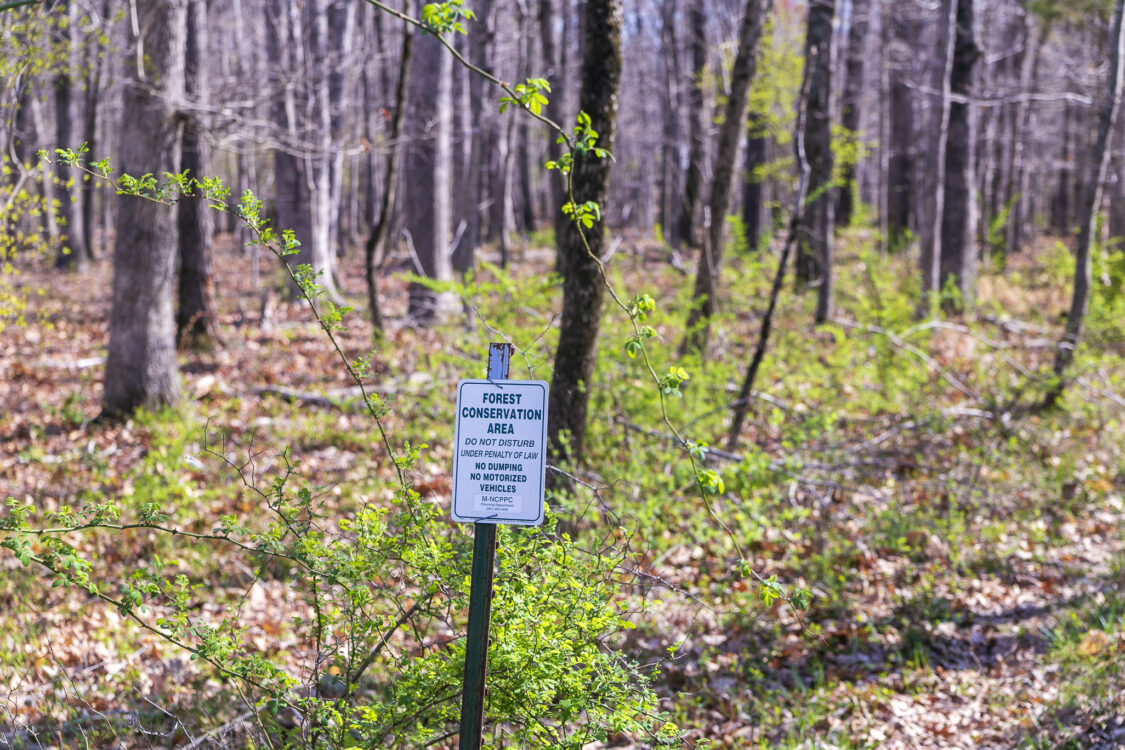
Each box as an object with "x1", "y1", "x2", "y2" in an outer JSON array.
[
  {"x1": 323, "y1": 0, "x2": 355, "y2": 259},
  {"x1": 405, "y1": 31, "x2": 454, "y2": 324},
  {"x1": 677, "y1": 0, "x2": 707, "y2": 249},
  {"x1": 1047, "y1": 0, "x2": 1125, "y2": 406},
  {"x1": 741, "y1": 118, "x2": 767, "y2": 252},
  {"x1": 680, "y1": 0, "x2": 772, "y2": 354},
  {"x1": 938, "y1": 0, "x2": 979, "y2": 310},
  {"x1": 455, "y1": 0, "x2": 493, "y2": 273},
  {"x1": 53, "y1": 0, "x2": 87, "y2": 271},
  {"x1": 268, "y1": 2, "x2": 316, "y2": 302},
  {"x1": 836, "y1": 0, "x2": 868, "y2": 228},
  {"x1": 538, "y1": 0, "x2": 568, "y2": 254},
  {"x1": 920, "y1": 0, "x2": 957, "y2": 305},
  {"x1": 176, "y1": 0, "x2": 218, "y2": 351},
  {"x1": 659, "y1": 0, "x2": 683, "y2": 249},
  {"x1": 103, "y1": 0, "x2": 185, "y2": 417},
  {"x1": 364, "y1": 25, "x2": 413, "y2": 337},
  {"x1": 547, "y1": 0, "x2": 622, "y2": 484},
  {"x1": 1052, "y1": 101, "x2": 1073, "y2": 233},
  {"x1": 886, "y1": 11, "x2": 915, "y2": 249},
  {"x1": 1004, "y1": 16, "x2": 1049, "y2": 257},
  {"x1": 80, "y1": 0, "x2": 111, "y2": 262},
  {"x1": 794, "y1": 0, "x2": 836, "y2": 324}
]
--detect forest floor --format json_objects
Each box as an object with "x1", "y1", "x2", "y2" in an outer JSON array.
[{"x1": 2, "y1": 229, "x2": 1124, "y2": 749}]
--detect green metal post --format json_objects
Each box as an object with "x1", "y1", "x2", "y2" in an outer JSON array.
[{"x1": 458, "y1": 343, "x2": 511, "y2": 750}]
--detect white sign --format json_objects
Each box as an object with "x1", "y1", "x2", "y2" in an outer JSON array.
[{"x1": 452, "y1": 379, "x2": 548, "y2": 525}]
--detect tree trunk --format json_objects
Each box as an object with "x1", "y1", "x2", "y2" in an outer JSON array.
[
  {"x1": 405, "y1": 31, "x2": 455, "y2": 324},
  {"x1": 177, "y1": 0, "x2": 218, "y2": 351},
  {"x1": 741, "y1": 119, "x2": 766, "y2": 251},
  {"x1": 938, "y1": 0, "x2": 979, "y2": 311},
  {"x1": 680, "y1": 0, "x2": 773, "y2": 354},
  {"x1": 794, "y1": 0, "x2": 836, "y2": 324},
  {"x1": 659, "y1": 0, "x2": 682, "y2": 249},
  {"x1": 455, "y1": 0, "x2": 493, "y2": 273},
  {"x1": 53, "y1": 0, "x2": 87, "y2": 271},
  {"x1": 1005, "y1": 16, "x2": 1049, "y2": 258},
  {"x1": 920, "y1": 0, "x2": 958, "y2": 305},
  {"x1": 886, "y1": 11, "x2": 915, "y2": 249},
  {"x1": 80, "y1": 0, "x2": 110, "y2": 262},
  {"x1": 364, "y1": 25, "x2": 414, "y2": 337},
  {"x1": 269, "y1": 2, "x2": 317, "y2": 302},
  {"x1": 677, "y1": 0, "x2": 707, "y2": 249},
  {"x1": 103, "y1": 0, "x2": 185, "y2": 417},
  {"x1": 538, "y1": 0, "x2": 568, "y2": 254},
  {"x1": 835, "y1": 0, "x2": 868, "y2": 228},
  {"x1": 1048, "y1": 0, "x2": 1125, "y2": 405},
  {"x1": 546, "y1": 0, "x2": 622, "y2": 485}
]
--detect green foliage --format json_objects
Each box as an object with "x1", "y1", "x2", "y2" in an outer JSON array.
[
  {"x1": 1028, "y1": 0, "x2": 1116, "y2": 25},
  {"x1": 2, "y1": 442, "x2": 665, "y2": 747},
  {"x1": 499, "y1": 77, "x2": 550, "y2": 116},
  {"x1": 987, "y1": 193, "x2": 1020, "y2": 259},
  {"x1": 420, "y1": 0, "x2": 475, "y2": 35},
  {"x1": 1, "y1": 6, "x2": 119, "y2": 330},
  {"x1": 746, "y1": 15, "x2": 803, "y2": 146}
]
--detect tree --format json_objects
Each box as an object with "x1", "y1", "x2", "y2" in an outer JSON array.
[
  {"x1": 885, "y1": 10, "x2": 916, "y2": 249},
  {"x1": 680, "y1": 0, "x2": 773, "y2": 354},
  {"x1": 547, "y1": 0, "x2": 623, "y2": 483},
  {"x1": 404, "y1": 29, "x2": 455, "y2": 324},
  {"x1": 51, "y1": 0, "x2": 88, "y2": 271},
  {"x1": 267, "y1": 1, "x2": 317, "y2": 302},
  {"x1": 836, "y1": 0, "x2": 868, "y2": 228},
  {"x1": 794, "y1": 0, "x2": 836, "y2": 324},
  {"x1": 677, "y1": 0, "x2": 707, "y2": 249},
  {"x1": 659, "y1": 0, "x2": 683, "y2": 249},
  {"x1": 937, "y1": 0, "x2": 979, "y2": 309},
  {"x1": 1047, "y1": 0, "x2": 1125, "y2": 406},
  {"x1": 364, "y1": 23, "x2": 414, "y2": 337},
  {"x1": 176, "y1": 0, "x2": 218, "y2": 350},
  {"x1": 102, "y1": 0, "x2": 184, "y2": 416}
]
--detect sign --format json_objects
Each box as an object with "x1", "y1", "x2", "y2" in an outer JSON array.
[{"x1": 452, "y1": 379, "x2": 548, "y2": 525}]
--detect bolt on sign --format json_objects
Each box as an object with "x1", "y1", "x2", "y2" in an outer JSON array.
[{"x1": 452, "y1": 379, "x2": 548, "y2": 525}]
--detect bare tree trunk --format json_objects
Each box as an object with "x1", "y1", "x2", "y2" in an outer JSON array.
[
  {"x1": 364, "y1": 25, "x2": 413, "y2": 337},
  {"x1": 920, "y1": 0, "x2": 958, "y2": 306},
  {"x1": 405, "y1": 31, "x2": 455, "y2": 324},
  {"x1": 659, "y1": 0, "x2": 683, "y2": 249},
  {"x1": 304, "y1": 0, "x2": 347, "y2": 302},
  {"x1": 835, "y1": 0, "x2": 868, "y2": 228},
  {"x1": 177, "y1": 0, "x2": 218, "y2": 351},
  {"x1": 1052, "y1": 101, "x2": 1073, "y2": 234},
  {"x1": 325, "y1": 0, "x2": 356, "y2": 256},
  {"x1": 741, "y1": 117, "x2": 766, "y2": 251},
  {"x1": 1047, "y1": 0, "x2": 1125, "y2": 406},
  {"x1": 677, "y1": 0, "x2": 707, "y2": 249},
  {"x1": 938, "y1": 0, "x2": 979, "y2": 311},
  {"x1": 269, "y1": 2, "x2": 316, "y2": 302},
  {"x1": 1005, "y1": 15, "x2": 1049, "y2": 257},
  {"x1": 515, "y1": 0, "x2": 536, "y2": 236},
  {"x1": 80, "y1": 2, "x2": 107, "y2": 262},
  {"x1": 680, "y1": 0, "x2": 773, "y2": 354},
  {"x1": 547, "y1": 0, "x2": 622, "y2": 487},
  {"x1": 53, "y1": 0, "x2": 87, "y2": 271},
  {"x1": 794, "y1": 0, "x2": 836, "y2": 324},
  {"x1": 886, "y1": 10, "x2": 915, "y2": 249},
  {"x1": 539, "y1": 0, "x2": 568, "y2": 252},
  {"x1": 103, "y1": 0, "x2": 185, "y2": 417},
  {"x1": 455, "y1": 0, "x2": 493, "y2": 273}
]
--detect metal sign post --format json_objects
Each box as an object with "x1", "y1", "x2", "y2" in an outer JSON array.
[{"x1": 458, "y1": 342, "x2": 548, "y2": 750}]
